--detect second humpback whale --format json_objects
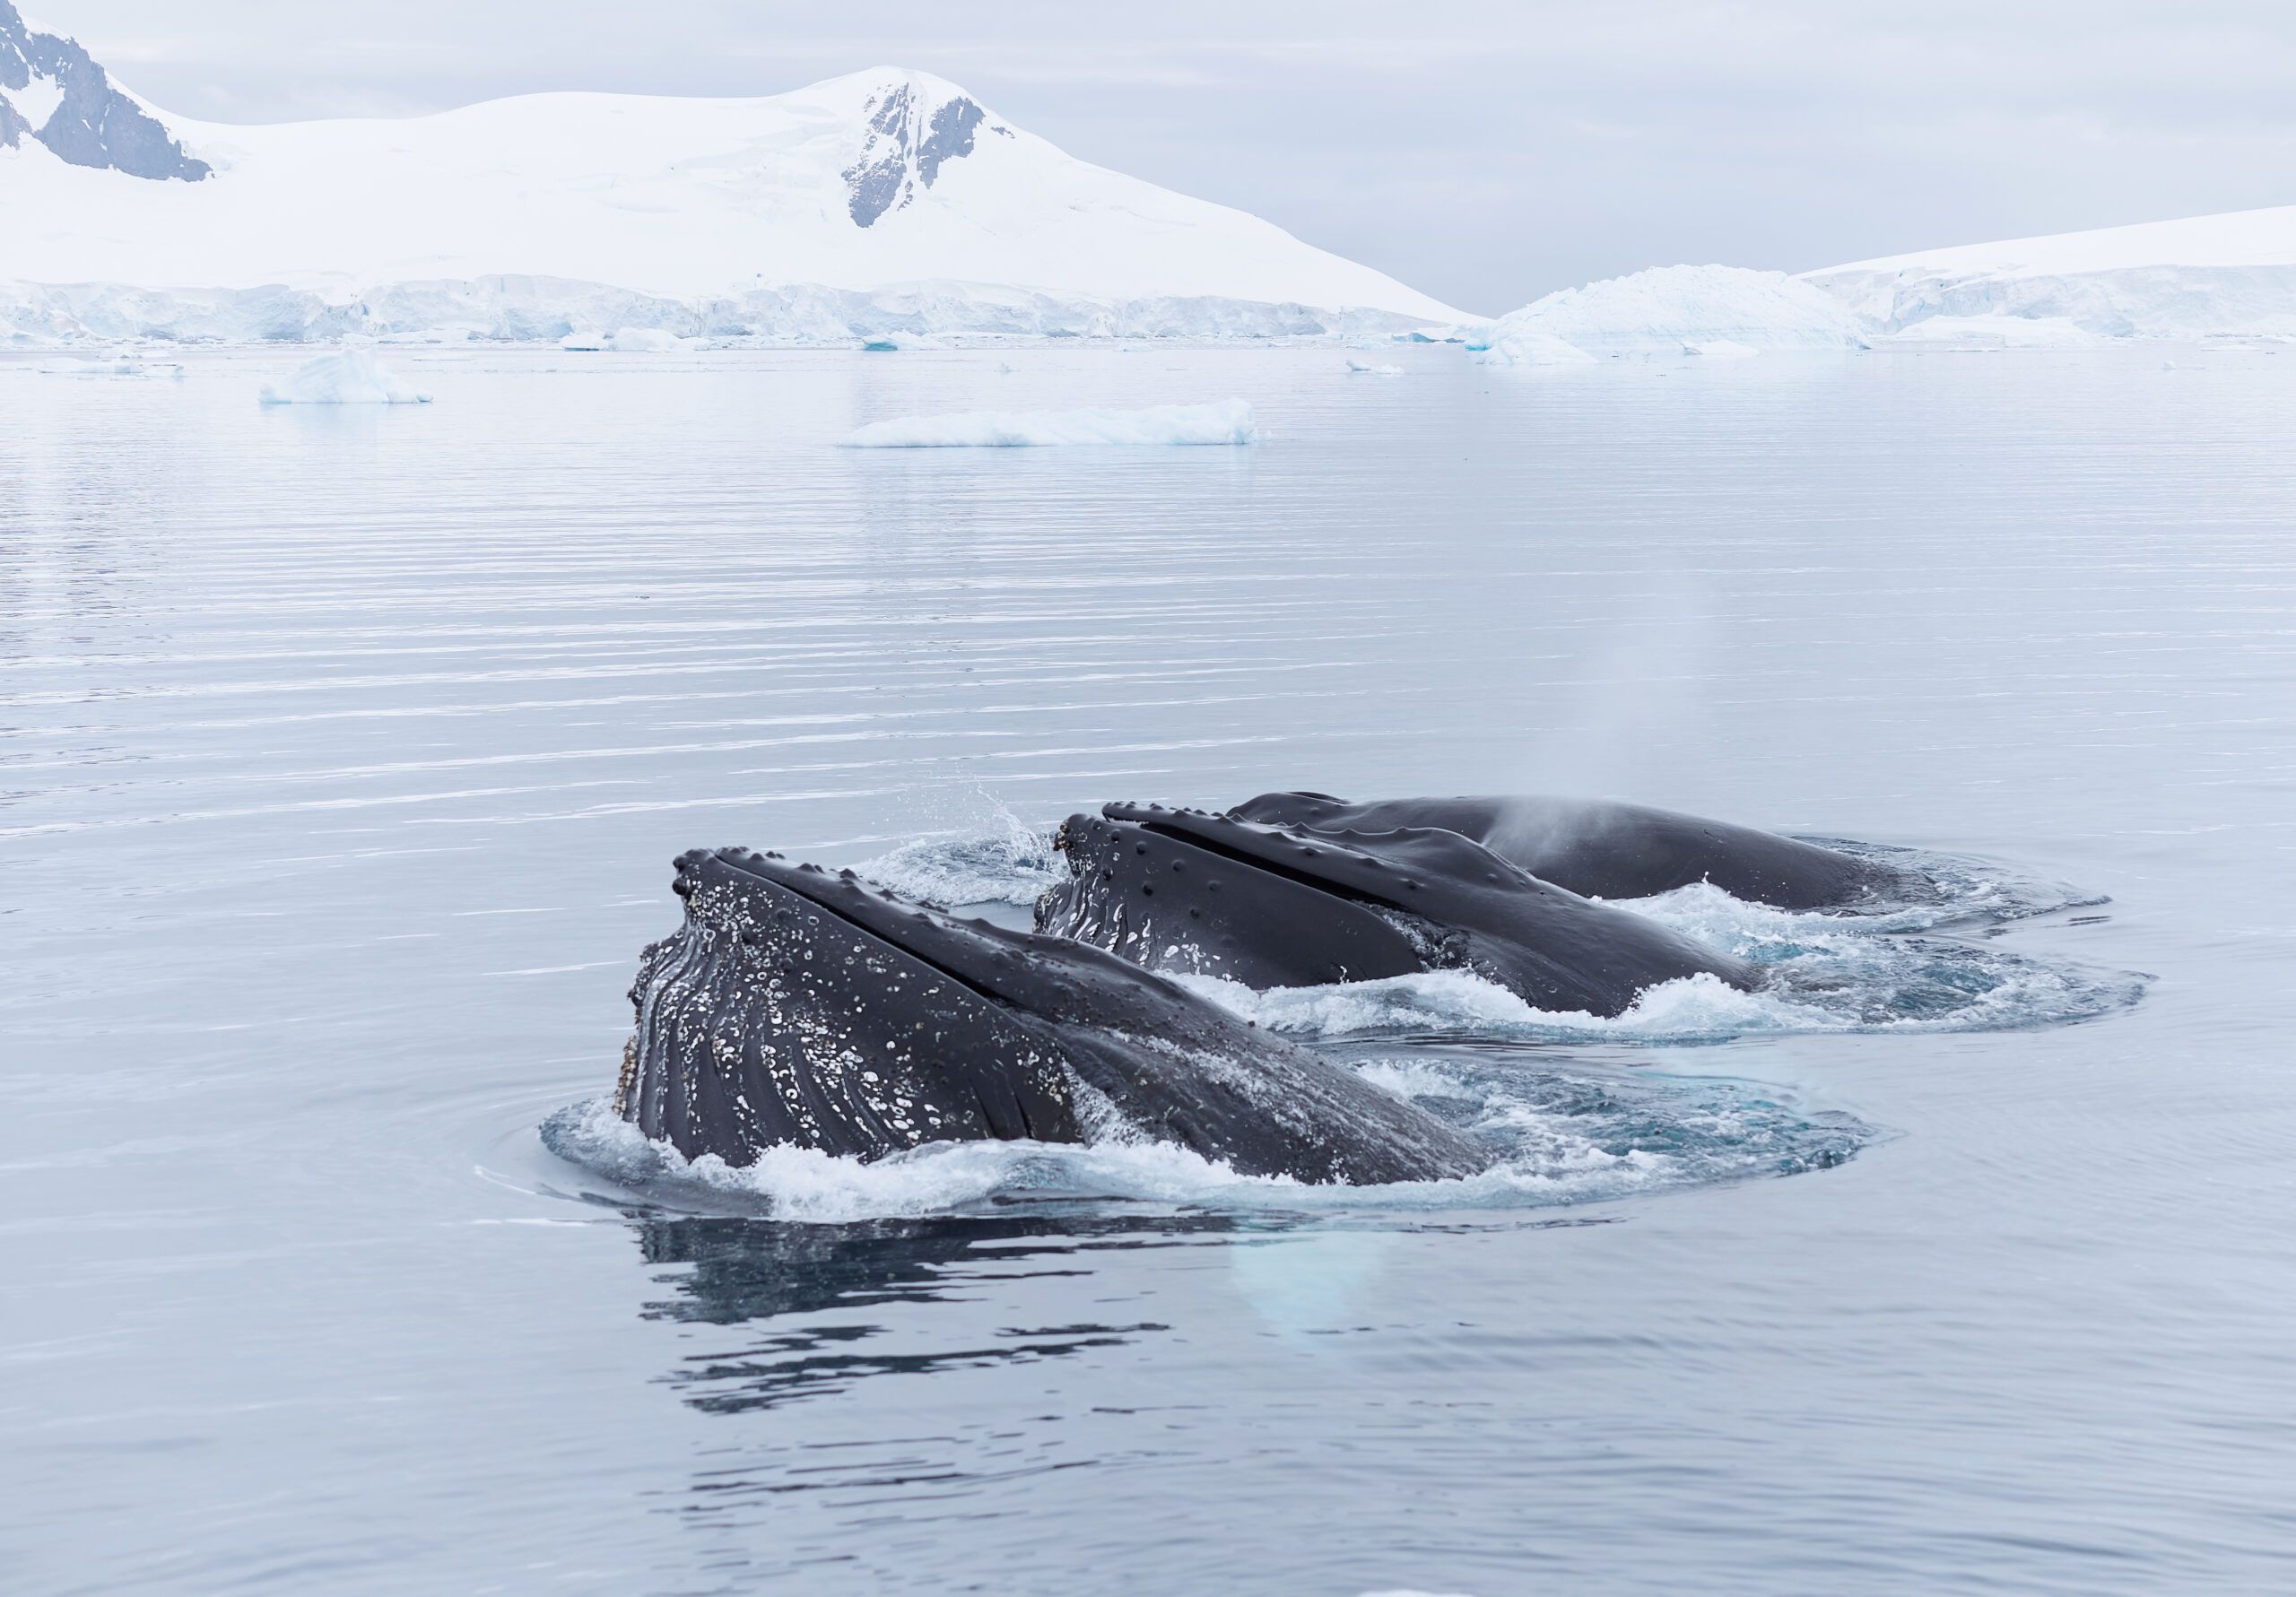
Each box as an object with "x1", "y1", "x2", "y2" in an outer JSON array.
[
  {"x1": 1036, "y1": 803, "x2": 1755, "y2": 1016},
  {"x1": 616, "y1": 846, "x2": 1494, "y2": 1184},
  {"x1": 1230, "y1": 792, "x2": 1914, "y2": 909}
]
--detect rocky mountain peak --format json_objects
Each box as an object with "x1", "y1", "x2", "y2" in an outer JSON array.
[
  {"x1": 839, "y1": 73, "x2": 1008, "y2": 228},
  {"x1": 0, "y1": 0, "x2": 209, "y2": 180}
]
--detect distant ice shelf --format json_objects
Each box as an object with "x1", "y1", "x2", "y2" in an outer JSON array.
[
  {"x1": 1804, "y1": 204, "x2": 2296, "y2": 342},
  {"x1": 843, "y1": 398, "x2": 1257, "y2": 447},
  {"x1": 0, "y1": 274, "x2": 1439, "y2": 347}
]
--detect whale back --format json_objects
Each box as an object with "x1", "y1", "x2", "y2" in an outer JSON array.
[{"x1": 1231, "y1": 792, "x2": 1908, "y2": 909}]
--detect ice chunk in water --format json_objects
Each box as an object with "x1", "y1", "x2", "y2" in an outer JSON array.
[
  {"x1": 258, "y1": 347, "x2": 430, "y2": 404},
  {"x1": 1466, "y1": 328, "x2": 1598, "y2": 367}
]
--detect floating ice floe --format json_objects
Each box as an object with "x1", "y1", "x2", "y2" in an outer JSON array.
[
  {"x1": 40, "y1": 351, "x2": 182, "y2": 378},
  {"x1": 1345, "y1": 357, "x2": 1404, "y2": 374},
  {"x1": 258, "y1": 345, "x2": 431, "y2": 404},
  {"x1": 861, "y1": 331, "x2": 947, "y2": 352},
  {"x1": 1683, "y1": 339, "x2": 1761, "y2": 358},
  {"x1": 843, "y1": 397, "x2": 1257, "y2": 447}
]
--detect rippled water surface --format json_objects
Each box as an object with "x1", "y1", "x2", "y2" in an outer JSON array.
[{"x1": 4, "y1": 344, "x2": 2292, "y2": 1595}]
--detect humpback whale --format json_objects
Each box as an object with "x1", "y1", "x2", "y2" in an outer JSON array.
[
  {"x1": 1036, "y1": 803, "x2": 1754, "y2": 1016},
  {"x1": 617, "y1": 846, "x2": 1495, "y2": 1184},
  {"x1": 1230, "y1": 793, "x2": 1910, "y2": 910}
]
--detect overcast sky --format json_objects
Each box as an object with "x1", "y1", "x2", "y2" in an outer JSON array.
[{"x1": 46, "y1": 1, "x2": 2296, "y2": 315}]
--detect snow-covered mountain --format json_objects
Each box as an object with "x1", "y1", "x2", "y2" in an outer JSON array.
[
  {"x1": 0, "y1": 4, "x2": 1461, "y2": 342},
  {"x1": 1802, "y1": 206, "x2": 2296, "y2": 342}
]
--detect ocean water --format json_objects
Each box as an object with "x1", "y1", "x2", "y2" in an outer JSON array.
[{"x1": 3, "y1": 342, "x2": 2291, "y2": 1595}]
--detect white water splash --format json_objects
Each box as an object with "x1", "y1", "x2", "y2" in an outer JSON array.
[
  {"x1": 849, "y1": 813, "x2": 1060, "y2": 907},
  {"x1": 547, "y1": 1050, "x2": 1863, "y2": 1225}
]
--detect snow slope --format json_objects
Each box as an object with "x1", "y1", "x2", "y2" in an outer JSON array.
[
  {"x1": 1803, "y1": 206, "x2": 2296, "y2": 340},
  {"x1": 0, "y1": 11, "x2": 1461, "y2": 340}
]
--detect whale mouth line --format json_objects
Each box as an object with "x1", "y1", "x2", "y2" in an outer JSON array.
[
  {"x1": 705, "y1": 848, "x2": 1023, "y2": 1011},
  {"x1": 1127, "y1": 818, "x2": 1425, "y2": 919}
]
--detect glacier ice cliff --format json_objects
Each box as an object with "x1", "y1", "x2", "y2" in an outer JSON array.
[{"x1": 0, "y1": 274, "x2": 1435, "y2": 346}]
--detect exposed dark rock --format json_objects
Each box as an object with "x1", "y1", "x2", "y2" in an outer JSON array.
[
  {"x1": 839, "y1": 79, "x2": 987, "y2": 228},
  {"x1": 918, "y1": 96, "x2": 983, "y2": 186},
  {"x1": 0, "y1": 0, "x2": 209, "y2": 181}
]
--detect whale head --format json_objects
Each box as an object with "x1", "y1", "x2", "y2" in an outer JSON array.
[
  {"x1": 619, "y1": 846, "x2": 1494, "y2": 1185},
  {"x1": 1037, "y1": 803, "x2": 1755, "y2": 1016}
]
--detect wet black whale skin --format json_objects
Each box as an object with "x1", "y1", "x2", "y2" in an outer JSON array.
[
  {"x1": 1231, "y1": 792, "x2": 1907, "y2": 910},
  {"x1": 618, "y1": 847, "x2": 1494, "y2": 1185},
  {"x1": 1037, "y1": 803, "x2": 1755, "y2": 1017}
]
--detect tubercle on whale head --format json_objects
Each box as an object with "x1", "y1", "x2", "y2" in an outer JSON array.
[
  {"x1": 624, "y1": 843, "x2": 1508, "y2": 1184},
  {"x1": 1098, "y1": 800, "x2": 1499, "y2": 909}
]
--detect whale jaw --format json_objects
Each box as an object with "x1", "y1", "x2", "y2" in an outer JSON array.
[
  {"x1": 622, "y1": 848, "x2": 1083, "y2": 1167},
  {"x1": 622, "y1": 847, "x2": 1498, "y2": 1185}
]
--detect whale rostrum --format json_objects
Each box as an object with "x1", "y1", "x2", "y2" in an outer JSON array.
[
  {"x1": 617, "y1": 846, "x2": 1495, "y2": 1184},
  {"x1": 1034, "y1": 803, "x2": 1756, "y2": 1016}
]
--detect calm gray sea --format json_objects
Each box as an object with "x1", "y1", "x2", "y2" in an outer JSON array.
[{"x1": 3, "y1": 342, "x2": 2291, "y2": 1595}]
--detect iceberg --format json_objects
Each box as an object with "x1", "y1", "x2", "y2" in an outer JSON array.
[
  {"x1": 843, "y1": 399, "x2": 1257, "y2": 448},
  {"x1": 605, "y1": 327, "x2": 683, "y2": 352},
  {"x1": 1345, "y1": 358, "x2": 1403, "y2": 374},
  {"x1": 257, "y1": 346, "x2": 431, "y2": 404},
  {"x1": 1466, "y1": 328, "x2": 1598, "y2": 368},
  {"x1": 40, "y1": 351, "x2": 182, "y2": 377},
  {"x1": 1480, "y1": 265, "x2": 1866, "y2": 359}
]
